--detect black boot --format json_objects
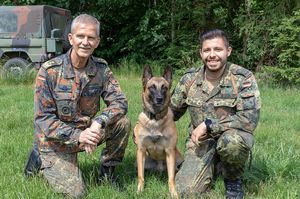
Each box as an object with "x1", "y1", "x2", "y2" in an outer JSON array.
[
  {"x1": 98, "y1": 165, "x2": 116, "y2": 183},
  {"x1": 224, "y1": 178, "x2": 244, "y2": 199},
  {"x1": 24, "y1": 143, "x2": 41, "y2": 177}
]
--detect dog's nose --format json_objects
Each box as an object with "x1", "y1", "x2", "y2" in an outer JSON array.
[{"x1": 156, "y1": 97, "x2": 164, "y2": 104}]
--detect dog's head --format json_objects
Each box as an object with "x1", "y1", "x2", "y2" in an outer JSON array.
[{"x1": 142, "y1": 65, "x2": 172, "y2": 114}]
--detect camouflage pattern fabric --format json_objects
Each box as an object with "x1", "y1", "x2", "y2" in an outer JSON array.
[
  {"x1": 171, "y1": 62, "x2": 261, "y2": 196},
  {"x1": 40, "y1": 116, "x2": 130, "y2": 198},
  {"x1": 175, "y1": 138, "x2": 216, "y2": 197},
  {"x1": 33, "y1": 48, "x2": 130, "y2": 197},
  {"x1": 34, "y1": 48, "x2": 129, "y2": 154},
  {"x1": 99, "y1": 115, "x2": 131, "y2": 167},
  {"x1": 40, "y1": 152, "x2": 86, "y2": 198},
  {"x1": 175, "y1": 130, "x2": 253, "y2": 197}
]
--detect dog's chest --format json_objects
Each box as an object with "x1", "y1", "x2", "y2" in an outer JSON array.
[
  {"x1": 143, "y1": 133, "x2": 166, "y2": 145},
  {"x1": 141, "y1": 130, "x2": 169, "y2": 159}
]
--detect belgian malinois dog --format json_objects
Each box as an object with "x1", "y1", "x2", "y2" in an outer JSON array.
[{"x1": 134, "y1": 65, "x2": 183, "y2": 198}]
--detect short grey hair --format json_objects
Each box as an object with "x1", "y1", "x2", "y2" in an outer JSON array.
[{"x1": 71, "y1": 14, "x2": 100, "y2": 36}]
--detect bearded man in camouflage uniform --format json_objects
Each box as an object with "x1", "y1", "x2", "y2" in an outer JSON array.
[
  {"x1": 24, "y1": 14, "x2": 130, "y2": 198},
  {"x1": 171, "y1": 29, "x2": 261, "y2": 199}
]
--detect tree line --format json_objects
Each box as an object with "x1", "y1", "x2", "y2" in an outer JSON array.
[{"x1": 3, "y1": 0, "x2": 300, "y2": 84}]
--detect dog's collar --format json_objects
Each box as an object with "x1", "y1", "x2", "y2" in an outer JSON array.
[{"x1": 143, "y1": 108, "x2": 168, "y2": 121}]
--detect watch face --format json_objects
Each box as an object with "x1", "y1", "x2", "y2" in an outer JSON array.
[
  {"x1": 205, "y1": 119, "x2": 212, "y2": 125},
  {"x1": 208, "y1": 119, "x2": 212, "y2": 125},
  {"x1": 205, "y1": 119, "x2": 212, "y2": 132}
]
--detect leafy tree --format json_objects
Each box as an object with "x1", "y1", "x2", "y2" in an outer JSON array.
[
  {"x1": 264, "y1": 9, "x2": 300, "y2": 85},
  {"x1": 270, "y1": 9, "x2": 300, "y2": 69},
  {"x1": 1, "y1": 0, "x2": 299, "y2": 84},
  {"x1": 233, "y1": 0, "x2": 300, "y2": 71}
]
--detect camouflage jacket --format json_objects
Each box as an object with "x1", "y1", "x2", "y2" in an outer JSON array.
[
  {"x1": 34, "y1": 49, "x2": 128, "y2": 153},
  {"x1": 170, "y1": 62, "x2": 261, "y2": 137}
]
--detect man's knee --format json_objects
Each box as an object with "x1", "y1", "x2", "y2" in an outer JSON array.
[
  {"x1": 40, "y1": 153, "x2": 86, "y2": 198},
  {"x1": 120, "y1": 115, "x2": 131, "y2": 134},
  {"x1": 42, "y1": 167, "x2": 86, "y2": 198},
  {"x1": 216, "y1": 130, "x2": 252, "y2": 164},
  {"x1": 100, "y1": 116, "x2": 130, "y2": 165},
  {"x1": 107, "y1": 115, "x2": 131, "y2": 138},
  {"x1": 176, "y1": 139, "x2": 216, "y2": 195}
]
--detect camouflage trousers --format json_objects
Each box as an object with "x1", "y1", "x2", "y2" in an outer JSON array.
[
  {"x1": 175, "y1": 129, "x2": 253, "y2": 197},
  {"x1": 40, "y1": 116, "x2": 130, "y2": 198}
]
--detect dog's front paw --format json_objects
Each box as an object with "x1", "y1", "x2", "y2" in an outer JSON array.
[
  {"x1": 170, "y1": 188, "x2": 179, "y2": 199},
  {"x1": 137, "y1": 183, "x2": 144, "y2": 194},
  {"x1": 169, "y1": 186, "x2": 179, "y2": 198}
]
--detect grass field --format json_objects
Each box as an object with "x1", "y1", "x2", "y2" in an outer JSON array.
[{"x1": 0, "y1": 71, "x2": 299, "y2": 199}]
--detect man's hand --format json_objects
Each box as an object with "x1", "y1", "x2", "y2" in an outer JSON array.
[
  {"x1": 78, "y1": 121, "x2": 104, "y2": 154},
  {"x1": 79, "y1": 128, "x2": 101, "y2": 145},
  {"x1": 191, "y1": 122, "x2": 209, "y2": 145},
  {"x1": 89, "y1": 121, "x2": 102, "y2": 134}
]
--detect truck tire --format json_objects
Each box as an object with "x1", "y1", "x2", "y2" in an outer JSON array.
[{"x1": 3, "y1": 57, "x2": 31, "y2": 77}]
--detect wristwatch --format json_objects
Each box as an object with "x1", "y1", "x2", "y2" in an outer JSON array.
[
  {"x1": 96, "y1": 118, "x2": 106, "y2": 130},
  {"x1": 204, "y1": 118, "x2": 212, "y2": 133}
]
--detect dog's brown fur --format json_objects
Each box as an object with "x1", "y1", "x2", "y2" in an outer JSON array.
[{"x1": 134, "y1": 65, "x2": 183, "y2": 198}]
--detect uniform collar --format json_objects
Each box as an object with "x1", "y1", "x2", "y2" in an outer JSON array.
[
  {"x1": 86, "y1": 57, "x2": 98, "y2": 76},
  {"x1": 195, "y1": 66, "x2": 205, "y2": 86},
  {"x1": 220, "y1": 62, "x2": 232, "y2": 87},
  {"x1": 195, "y1": 62, "x2": 231, "y2": 87},
  {"x1": 63, "y1": 48, "x2": 97, "y2": 79}
]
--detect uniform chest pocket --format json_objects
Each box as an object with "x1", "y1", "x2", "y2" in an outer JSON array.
[
  {"x1": 81, "y1": 85, "x2": 102, "y2": 97},
  {"x1": 186, "y1": 97, "x2": 205, "y2": 126},
  {"x1": 213, "y1": 98, "x2": 236, "y2": 119},
  {"x1": 55, "y1": 91, "x2": 76, "y2": 121},
  {"x1": 79, "y1": 85, "x2": 102, "y2": 116}
]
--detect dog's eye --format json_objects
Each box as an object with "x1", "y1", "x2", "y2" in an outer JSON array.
[
  {"x1": 161, "y1": 85, "x2": 168, "y2": 93},
  {"x1": 149, "y1": 85, "x2": 156, "y2": 92}
]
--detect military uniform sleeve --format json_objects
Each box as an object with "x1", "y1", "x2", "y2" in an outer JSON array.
[
  {"x1": 208, "y1": 74, "x2": 261, "y2": 135},
  {"x1": 34, "y1": 67, "x2": 82, "y2": 146},
  {"x1": 170, "y1": 73, "x2": 192, "y2": 121},
  {"x1": 95, "y1": 67, "x2": 128, "y2": 128}
]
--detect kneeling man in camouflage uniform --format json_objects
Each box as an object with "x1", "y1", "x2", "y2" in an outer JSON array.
[
  {"x1": 171, "y1": 29, "x2": 261, "y2": 199},
  {"x1": 24, "y1": 14, "x2": 130, "y2": 198}
]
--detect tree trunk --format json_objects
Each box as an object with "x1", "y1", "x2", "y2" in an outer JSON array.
[
  {"x1": 171, "y1": 0, "x2": 175, "y2": 43},
  {"x1": 242, "y1": 0, "x2": 251, "y2": 63}
]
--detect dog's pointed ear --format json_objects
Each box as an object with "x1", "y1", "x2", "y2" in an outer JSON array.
[
  {"x1": 163, "y1": 66, "x2": 172, "y2": 87},
  {"x1": 142, "y1": 65, "x2": 153, "y2": 88}
]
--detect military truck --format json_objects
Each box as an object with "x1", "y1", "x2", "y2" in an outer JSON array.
[{"x1": 0, "y1": 5, "x2": 72, "y2": 77}]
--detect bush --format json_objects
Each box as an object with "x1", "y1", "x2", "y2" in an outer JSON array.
[
  {"x1": 270, "y1": 9, "x2": 300, "y2": 69},
  {"x1": 258, "y1": 9, "x2": 300, "y2": 85},
  {"x1": 258, "y1": 66, "x2": 300, "y2": 86}
]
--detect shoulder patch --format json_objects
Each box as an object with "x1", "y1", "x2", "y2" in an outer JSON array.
[
  {"x1": 42, "y1": 57, "x2": 63, "y2": 70},
  {"x1": 230, "y1": 63, "x2": 252, "y2": 77},
  {"x1": 93, "y1": 57, "x2": 108, "y2": 66},
  {"x1": 179, "y1": 67, "x2": 201, "y2": 92}
]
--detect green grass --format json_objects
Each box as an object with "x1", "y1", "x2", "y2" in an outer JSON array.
[{"x1": 0, "y1": 71, "x2": 299, "y2": 199}]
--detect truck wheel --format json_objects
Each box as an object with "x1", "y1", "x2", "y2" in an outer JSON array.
[{"x1": 3, "y1": 57, "x2": 31, "y2": 78}]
